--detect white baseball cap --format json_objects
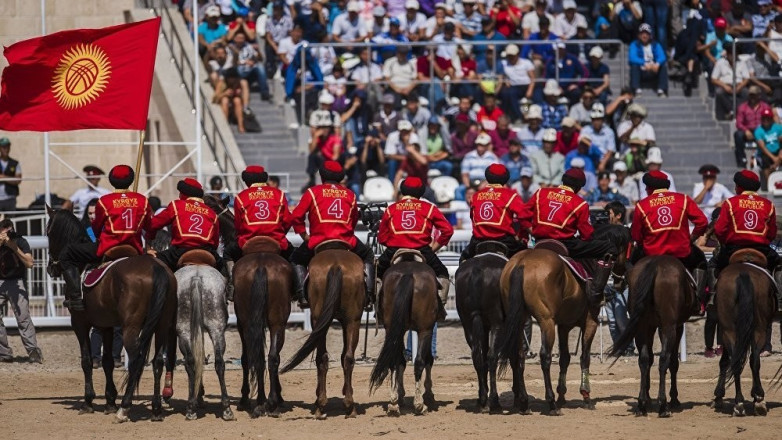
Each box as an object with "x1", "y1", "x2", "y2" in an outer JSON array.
[
  {"x1": 527, "y1": 104, "x2": 543, "y2": 120},
  {"x1": 520, "y1": 167, "x2": 534, "y2": 178},
  {"x1": 398, "y1": 119, "x2": 413, "y2": 131},
  {"x1": 589, "y1": 103, "x2": 605, "y2": 119},
  {"x1": 613, "y1": 161, "x2": 628, "y2": 172},
  {"x1": 563, "y1": 0, "x2": 577, "y2": 9},
  {"x1": 405, "y1": 0, "x2": 420, "y2": 9},
  {"x1": 589, "y1": 46, "x2": 604, "y2": 59},
  {"x1": 319, "y1": 92, "x2": 335, "y2": 105},
  {"x1": 543, "y1": 79, "x2": 562, "y2": 96},
  {"x1": 646, "y1": 147, "x2": 663, "y2": 164},
  {"x1": 347, "y1": 1, "x2": 361, "y2": 12},
  {"x1": 570, "y1": 157, "x2": 586, "y2": 168},
  {"x1": 206, "y1": 5, "x2": 221, "y2": 17},
  {"x1": 476, "y1": 133, "x2": 492, "y2": 145},
  {"x1": 505, "y1": 44, "x2": 520, "y2": 56},
  {"x1": 542, "y1": 128, "x2": 557, "y2": 142},
  {"x1": 561, "y1": 117, "x2": 576, "y2": 128}
]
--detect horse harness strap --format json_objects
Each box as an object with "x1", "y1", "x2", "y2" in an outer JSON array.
[
  {"x1": 740, "y1": 262, "x2": 779, "y2": 294},
  {"x1": 474, "y1": 252, "x2": 508, "y2": 262},
  {"x1": 391, "y1": 249, "x2": 425, "y2": 265},
  {"x1": 558, "y1": 255, "x2": 590, "y2": 282}
]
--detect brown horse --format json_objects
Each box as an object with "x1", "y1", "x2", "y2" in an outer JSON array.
[
  {"x1": 712, "y1": 250, "x2": 776, "y2": 416},
  {"x1": 497, "y1": 225, "x2": 629, "y2": 415},
  {"x1": 234, "y1": 237, "x2": 293, "y2": 418},
  {"x1": 281, "y1": 241, "x2": 364, "y2": 419},
  {"x1": 46, "y1": 207, "x2": 177, "y2": 423},
  {"x1": 608, "y1": 255, "x2": 695, "y2": 417},
  {"x1": 369, "y1": 253, "x2": 438, "y2": 416}
]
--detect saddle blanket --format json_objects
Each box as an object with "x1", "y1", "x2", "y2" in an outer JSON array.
[
  {"x1": 83, "y1": 258, "x2": 128, "y2": 288},
  {"x1": 558, "y1": 256, "x2": 590, "y2": 282}
]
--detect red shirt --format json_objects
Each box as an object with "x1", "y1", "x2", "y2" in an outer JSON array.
[
  {"x1": 555, "y1": 131, "x2": 580, "y2": 155},
  {"x1": 631, "y1": 189, "x2": 708, "y2": 258},
  {"x1": 291, "y1": 183, "x2": 359, "y2": 249},
  {"x1": 93, "y1": 191, "x2": 151, "y2": 257},
  {"x1": 471, "y1": 184, "x2": 527, "y2": 240},
  {"x1": 489, "y1": 129, "x2": 518, "y2": 157},
  {"x1": 315, "y1": 134, "x2": 341, "y2": 161},
  {"x1": 526, "y1": 186, "x2": 592, "y2": 241},
  {"x1": 234, "y1": 183, "x2": 293, "y2": 250},
  {"x1": 378, "y1": 197, "x2": 453, "y2": 248},
  {"x1": 714, "y1": 192, "x2": 777, "y2": 246},
  {"x1": 147, "y1": 197, "x2": 220, "y2": 249},
  {"x1": 477, "y1": 106, "x2": 504, "y2": 132},
  {"x1": 399, "y1": 157, "x2": 429, "y2": 181},
  {"x1": 490, "y1": 6, "x2": 521, "y2": 37},
  {"x1": 459, "y1": 57, "x2": 476, "y2": 78},
  {"x1": 416, "y1": 55, "x2": 452, "y2": 78}
]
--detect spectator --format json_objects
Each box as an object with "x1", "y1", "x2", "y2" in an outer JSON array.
[
  {"x1": 398, "y1": 0, "x2": 427, "y2": 42},
  {"x1": 229, "y1": 31, "x2": 271, "y2": 101},
  {"x1": 617, "y1": 103, "x2": 655, "y2": 152},
  {"x1": 612, "y1": 0, "x2": 643, "y2": 44},
  {"x1": 324, "y1": 64, "x2": 348, "y2": 109},
  {"x1": 735, "y1": 86, "x2": 774, "y2": 168},
  {"x1": 473, "y1": 17, "x2": 507, "y2": 73},
  {"x1": 455, "y1": 0, "x2": 484, "y2": 39},
  {"x1": 311, "y1": 30, "x2": 338, "y2": 77},
  {"x1": 332, "y1": 1, "x2": 368, "y2": 49},
  {"x1": 764, "y1": 15, "x2": 782, "y2": 62},
  {"x1": 450, "y1": 113, "x2": 478, "y2": 161},
  {"x1": 476, "y1": 93, "x2": 504, "y2": 132},
  {"x1": 424, "y1": 3, "x2": 458, "y2": 39},
  {"x1": 488, "y1": 115, "x2": 519, "y2": 157},
  {"x1": 383, "y1": 45, "x2": 418, "y2": 96},
  {"x1": 386, "y1": 119, "x2": 420, "y2": 178},
  {"x1": 540, "y1": 80, "x2": 568, "y2": 129},
  {"x1": 227, "y1": 13, "x2": 256, "y2": 42},
  {"x1": 638, "y1": 147, "x2": 676, "y2": 193},
  {"x1": 622, "y1": 137, "x2": 649, "y2": 175},
  {"x1": 461, "y1": 133, "x2": 499, "y2": 187},
  {"x1": 580, "y1": 103, "x2": 616, "y2": 163},
  {"x1": 565, "y1": 134, "x2": 603, "y2": 172},
  {"x1": 349, "y1": 47, "x2": 384, "y2": 89},
  {"x1": 586, "y1": 171, "x2": 630, "y2": 207},
  {"x1": 424, "y1": 116, "x2": 453, "y2": 176},
  {"x1": 569, "y1": 156, "x2": 596, "y2": 195},
  {"x1": 281, "y1": 25, "x2": 324, "y2": 101},
  {"x1": 594, "y1": 2, "x2": 613, "y2": 41},
  {"x1": 672, "y1": 15, "x2": 707, "y2": 97},
  {"x1": 431, "y1": 21, "x2": 463, "y2": 63},
  {"x1": 568, "y1": 88, "x2": 598, "y2": 128},
  {"x1": 310, "y1": 92, "x2": 342, "y2": 137},
  {"x1": 183, "y1": 0, "x2": 214, "y2": 32},
  {"x1": 374, "y1": 94, "x2": 402, "y2": 141},
  {"x1": 518, "y1": 104, "x2": 546, "y2": 153},
  {"x1": 375, "y1": 20, "x2": 411, "y2": 64},
  {"x1": 402, "y1": 93, "x2": 432, "y2": 135},
  {"x1": 297, "y1": 0, "x2": 329, "y2": 43},
  {"x1": 0, "y1": 219, "x2": 41, "y2": 364},
  {"x1": 586, "y1": 46, "x2": 612, "y2": 104},
  {"x1": 490, "y1": 0, "x2": 522, "y2": 38},
  {"x1": 455, "y1": 186, "x2": 476, "y2": 230},
  {"x1": 522, "y1": 15, "x2": 558, "y2": 79},
  {"x1": 755, "y1": 108, "x2": 782, "y2": 185},
  {"x1": 555, "y1": 117, "x2": 580, "y2": 155},
  {"x1": 606, "y1": 86, "x2": 636, "y2": 131},
  {"x1": 725, "y1": 1, "x2": 753, "y2": 53},
  {"x1": 498, "y1": 44, "x2": 536, "y2": 123},
  {"x1": 214, "y1": 68, "x2": 246, "y2": 131},
  {"x1": 453, "y1": 44, "x2": 479, "y2": 99},
  {"x1": 416, "y1": 49, "x2": 451, "y2": 108},
  {"x1": 444, "y1": 96, "x2": 477, "y2": 131},
  {"x1": 610, "y1": 161, "x2": 640, "y2": 205},
  {"x1": 745, "y1": 45, "x2": 780, "y2": 105},
  {"x1": 304, "y1": 116, "x2": 342, "y2": 191},
  {"x1": 360, "y1": 129, "x2": 387, "y2": 177},
  {"x1": 265, "y1": 1, "x2": 294, "y2": 76},
  {"x1": 553, "y1": 0, "x2": 588, "y2": 40},
  {"x1": 521, "y1": 0, "x2": 555, "y2": 39},
  {"x1": 64, "y1": 165, "x2": 110, "y2": 213},
  {"x1": 207, "y1": 45, "x2": 235, "y2": 88},
  {"x1": 198, "y1": 6, "x2": 228, "y2": 58},
  {"x1": 545, "y1": 42, "x2": 588, "y2": 105},
  {"x1": 602, "y1": 201, "x2": 633, "y2": 354},
  {"x1": 751, "y1": 0, "x2": 777, "y2": 38},
  {"x1": 393, "y1": 142, "x2": 430, "y2": 193},
  {"x1": 501, "y1": 138, "x2": 530, "y2": 184},
  {"x1": 0, "y1": 138, "x2": 22, "y2": 212},
  {"x1": 642, "y1": 0, "x2": 670, "y2": 50},
  {"x1": 704, "y1": 17, "x2": 734, "y2": 67},
  {"x1": 566, "y1": 23, "x2": 594, "y2": 63},
  {"x1": 369, "y1": 5, "x2": 389, "y2": 37},
  {"x1": 692, "y1": 164, "x2": 733, "y2": 219},
  {"x1": 512, "y1": 166, "x2": 540, "y2": 202},
  {"x1": 628, "y1": 23, "x2": 668, "y2": 97},
  {"x1": 530, "y1": 128, "x2": 565, "y2": 186},
  {"x1": 710, "y1": 46, "x2": 750, "y2": 120}
]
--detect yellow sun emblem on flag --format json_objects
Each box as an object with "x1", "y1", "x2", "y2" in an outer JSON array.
[{"x1": 51, "y1": 44, "x2": 111, "y2": 110}]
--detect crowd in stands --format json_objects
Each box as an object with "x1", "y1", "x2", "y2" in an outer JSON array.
[{"x1": 181, "y1": 0, "x2": 782, "y2": 224}]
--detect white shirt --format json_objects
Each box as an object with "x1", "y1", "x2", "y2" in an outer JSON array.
[
  {"x1": 309, "y1": 109, "x2": 343, "y2": 128},
  {"x1": 617, "y1": 120, "x2": 656, "y2": 151},
  {"x1": 552, "y1": 12, "x2": 587, "y2": 39},
  {"x1": 711, "y1": 57, "x2": 750, "y2": 85},
  {"x1": 638, "y1": 170, "x2": 676, "y2": 195},
  {"x1": 610, "y1": 177, "x2": 640, "y2": 205},
  {"x1": 383, "y1": 57, "x2": 418, "y2": 88},
  {"x1": 424, "y1": 16, "x2": 458, "y2": 39},
  {"x1": 70, "y1": 186, "x2": 110, "y2": 213},
  {"x1": 311, "y1": 45, "x2": 337, "y2": 76},
  {"x1": 462, "y1": 150, "x2": 500, "y2": 180},
  {"x1": 521, "y1": 12, "x2": 556, "y2": 34},
  {"x1": 692, "y1": 181, "x2": 733, "y2": 219},
  {"x1": 350, "y1": 62, "x2": 383, "y2": 83},
  {"x1": 384, "y1": 131, "x2": 420, "y2": 155},
  {"x1": 277, "y1": 37, "x2": 303, "y2": 64},
  {"x1": 431, "y1": 34, "x2": 463, "y2": 60},
  {"x1": 397, "y1": 12, "x2": 427, "y2": 34},
  {"x1": 502, "y1": 58, "x2": 535, "y2": 86},
  {"x1": 331, "y1": 13, "x2": 368, "y2": 41},
  {"x1": 0, "y1": 159, "x2": 20, "y2": 201},
  {"x1": 451, "y1": 200, "x2": 472, "y2": 229}
]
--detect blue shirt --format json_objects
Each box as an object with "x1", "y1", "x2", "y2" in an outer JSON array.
[
  {"x1": 564, "y1": 146, "x2": 603, "y2": 173},
  {"x1": 521, "y1": 32, "x2": 559, "y2": 61},
  {"x1": 587, "y1": 62, "x2": 610, "y2": 91},
  {"x1": 541, "y1": 103, "x2": 568, "y2": 130},
  {"x1": 472, "y1": 31, "x2": 506, "y2": 64},
  {"x1": 755, "y1": 123, "x2": 782, "y2": 155},
  {"x1": 579, "y1": 124, "x2": 616, "y2": 155},
  {"x1": 545, "y1": 53, "x2": 586, "y2": 82},
  {"x1": 198, "y1": 22, "x2": 228, "y2": 44},
  {"x1": 594, "y1": 16, "x2": 611, "y2": 38},
  {"x1": 705, "y1": 32, "x2": 734, "y2": 59},
  {"x1": 500, "y1": 153, "x2": 531, "y2": 183},
  {"x1": 585, "y1": 187, "x2": 630, "y2": 206}
]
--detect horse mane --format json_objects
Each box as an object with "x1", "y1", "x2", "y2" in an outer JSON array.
[
  {"x1": 48, "y1": 209, "x2": 90, "y2": 258},
  {"x1": 203, "y1": 194, "x2": 236, "y2": 245},
  {"x1": 593, "y1": 223, "x2": 631, "y2": 251}
]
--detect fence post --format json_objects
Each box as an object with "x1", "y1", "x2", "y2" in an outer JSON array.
[
  {"x1": 300, "y1": 41, "x2": 308, "y2": 130},
  {"x1": 732, "y1": 42, "x2": 737, "y2": 120}
]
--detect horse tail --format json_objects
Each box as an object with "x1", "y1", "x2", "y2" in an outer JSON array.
[
  {"x1": 608, "y1": 258, "x2": 657, "y2": 358},
  {"x1": 124, "y1": 263, "x2": 169, "y2": 392},
  {"x1": 497, "y1": 265, "x2": 525, "y2": 377},
  {"x1": 730, "y1": 272, "x2": 755, "y2": 382},
  {"x1": 370, "y1": 273, "x2": 415, "y2": 393},
  {"x1": 189, "y1": 275, "x2": 206, "y2": 397},
  {"x1": 468, "y1": 264, "x2": 486, "y2": 378},
  {"x1": 281, "y1": 265, "x2": 342, "y2": 373},
  {"x1": 246, "y1": 266, "x2": 268, "y2": 389}
]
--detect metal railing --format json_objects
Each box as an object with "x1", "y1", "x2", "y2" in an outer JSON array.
[{"x1": 730, "y1": 37, "x2": 782, "y2": 122}]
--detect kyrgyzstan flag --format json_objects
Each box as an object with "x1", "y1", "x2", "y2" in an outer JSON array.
[{"x1": 0, "y1": 17, "x2": 160, "y2": 132}]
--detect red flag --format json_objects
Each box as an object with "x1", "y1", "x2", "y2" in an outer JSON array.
[{"x1": 0, "y1": 17, "x2": 160, "y2": 132}]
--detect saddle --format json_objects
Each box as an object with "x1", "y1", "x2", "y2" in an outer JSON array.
[
  {"x1": 475, "y1": 240, "x2": 509, "y2": 257},
  {"x1": 177, "y1": 249, "x2": 217, "y2": 268},
  {"x1": 103, "y1": 245, "x2": 139, "y2": 261},
  {"x1": 83, "y1": 257, "x2": 128, "y2": 288},
  {"x1": 729, "y1": 248, "x2": 767, "y2": 267},
  {"x1": 242, "y1": 236, "x2": 280, "y2": 255},
  {"x1": 391, "y1": 249, "x2": 424, "y2": 265},
  {"x1": 534, "y1": 239, "x2": 589, "y2": 282},
  {"x1": 314, "y1": 239, "x2": 351, "y2": 253}
]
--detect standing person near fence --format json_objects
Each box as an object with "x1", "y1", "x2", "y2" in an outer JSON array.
[
  {"x1": 62, "y1": 165, "x2": 110, "y2": 213},
  {"x1": 0, "y1": 219, "x2": 41, "y2": 363},
  {"x1": 0, "y1": 137, "x2": 22, "y2": 212}
]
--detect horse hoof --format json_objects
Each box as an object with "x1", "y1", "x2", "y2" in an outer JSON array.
[
  {"x1": 520, "y1": 408, "x2": 532, "y2": 416},
  {"x1": 222, "y1": 408, "x2": 236, "y2": 421},
  {"x1": 480, "y1": 404, "x2": 490, "y2": 414},
  {"x1": 710, "y1": 399, "x2": 722, "y2": 410},
  {"x1": 114, "y1": 408, "x2": 129, "y2": 424},
  {"x1": 251, "y1": 406, "x2": 265, "y2": 419},
  {"x1": 583, "y1": 399, "x2": 596, "y2": 410},
  {"x1": 151, "y1": 413, "x2": 164, "y2": 422},
  {"x1": 79, "y1": 405, "x2": 94, "y2": 415},
  {"x1": 185, "y1": 412, "x2": 198, "y2": 421},
  {"x1": 548, "y1": 408, "x2": 562, "y2": 416},
  {"x1": 104, "y1": 405, "x2": 118, "y2": 415},
  {"x1": 634, "y1": 409, "x2": 647, "y2": 417},
  {"x1": 659, "y1": 410, "x2": 671, "y2": 418},
  {"x1": 267, "y1": 410, "x2": 281, "y2": 418},
  {"x1": 162, "y1": 386, "x2": 174, "y2": 400},
  {"x1": 414, "y1": 404, "x2": 428, "y2": 415},
  {"x1": 197, "y1": 399, "x2": 206, "y2": 409},
  {"x1": 315, "y1": 409, "x2": 327, "y2": 420},
  {"x1": 733, "y1": 403, "x2": 746, "y2": 417},
  {"x1": 670, "y1": 399, "x2": 681, "y2": 410},
  {"x1": 387, "y1": 404, "x2": 400, "y2": 417},
  {"x1": 237, "y1": 399, "x2": 250, "y2": 412},
  {"x1": 556, "y1": 395, "x2": 567, "y2": 407},
  {"x1": 755, "y1": 401, "x2": 767, "y2": 416}
]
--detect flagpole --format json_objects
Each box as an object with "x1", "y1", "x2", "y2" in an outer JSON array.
[
  {"x1": 193, "y1": 0, "x2": 203, "y2": 184},
  {"x1": 41, "y1": 0, "x2": 55, "y2": 318},
  {"x1": 132, "y1": 130, "x2": 146, "y2": 192}
]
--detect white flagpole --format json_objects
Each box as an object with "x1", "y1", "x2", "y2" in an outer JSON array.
[
  {"x1": 41, "y1": 0, "x2": 55, "y2": 318},
  {"x1": 193, "y1": 0, "x2": 203, "y2": 184}
]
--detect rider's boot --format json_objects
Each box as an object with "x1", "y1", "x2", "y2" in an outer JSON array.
[
  {"x1": 694, "y1": 268, "x2": 707, "y2": 316},
  {"x1": 292, "y1": 264, "x2": 309, "y2": 309},
  {"x1": 364, "y1": 261, "x2": 376, "y2": 311},
  {"x1": 62, "y1": 266, "x2": 85, "y2": 312},
  {"x1": 587, "y1": 256, "x2": 614, "y2": 306},
  {"x1": 436, "y1": 276, "x2": 450, "y2": 321}
]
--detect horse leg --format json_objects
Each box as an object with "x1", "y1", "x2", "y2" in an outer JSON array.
[
  {"x1": 101, "y1": 327, "x2": 118, "y2": 414},
  {"x1": 669, "y1": 325, "x2": 684, "y2": 410},
  {"x1": 711, "y1": 344, "x2": 730, "y2": 411},
  {"x1": 413, "y1": 331, "x2": 431, "y2": 415},
  {"x1": 732, "y1": 358, "x2": 747, "y2": 417},
  {"x1": 314, "y1": 338, "x2": 329, "y2": 420},
  {"x1": 635, "y1": 329, "x2": 653, "y2": 416},
  {"x1": 178, "y1": 336, "x2": 199, "y2": 420},
  {"x1": 237, "y1": 323, "x2": 251, "y2": 412},
  {"x1": 750, "y1": 331, "x2": 767, "y2": 416},
  {"x1": 555, "y1": 325, "x2": 571, "y2": 408},
  {"x1": 388, "y1": 363, "x2": 401, "y2": 417},
  {"x1": 466, "y1": 319, "x2": 488, "y2": 412},
  {"x1": 267, "y1": 325, "x2": 285, "y2": 416},
  {"x1": 539, "y1": 320, "x2": 559, "y2": 416},
  {"x1": 163, "y1": 325, "x2": 176, "y2": 404},
  {"x1": 76, "y1": 323, "x2": 95, "y2": 415},
  {"x1": 423, "y1": 333, "x2": 435, "y2": 409},
  {"x1": 512, "y1": 331, "x2": 530, "y2": 415},
  {"x1": 656, "y1": 326, "x2": 675, "y2": 418},
  {"x1": 341, "y1": 320, "x2": 359, "y2": 418},
  {"x1": 150, "y1": 336, "x2": 165, "y2": 422},
  {"x1": 487, "y1": 326, "x2": 502, "y2": 412},
  {"x1": 117, "y1": 330, "x2": 141, "y2": 423},
  {"x1": 579, "y1": 309, "x2": 599, "y2": 410},
  {"x1": 209, "y1": 325, "x2": 235, "y2": 421}
]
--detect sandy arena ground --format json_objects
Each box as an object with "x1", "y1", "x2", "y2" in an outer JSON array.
[{"x1": 1, "y1": 321, "x2": 782, "y2": 440}]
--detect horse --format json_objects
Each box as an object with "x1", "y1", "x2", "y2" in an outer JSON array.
[
  {"x1": 711, "y1": 250, "x2": 776, "y2": 416},
  {"x1": 608, "y1": 255, "x2": 696, "y2": 417},
  {"x1": 281, "y1": 241, "x2": 365, "y2": 419},
  {"x1": 497, "y1": 225, "x2": 629, "y2": 415},
  {"x1": 369, "y1": 252, "x2": 439, "y2": 416},
  {"x1": 45, "y1": 207, "x2": 177, "y2": 423},
  {"x1": 233, "y1": 237, "x2": 293, "y2": 418},
  {"x1": 454, "y1": 241, "x2": 509, "y2": 413}
]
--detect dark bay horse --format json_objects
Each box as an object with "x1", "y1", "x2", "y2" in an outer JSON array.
[
  {"x1": 497, "y1": 225, "x2": 629, "y2": 415},
  {"x1": 712, "y1": 251, "x2": 776, "y2": 416},
  {"x1": 369, "y1": 255, "x2": 438, "y2": 416},
  {"x1": 234, "y1": 237, "x2": 293, "y2": 418},
  {"x1": 455, "y1": 243, "x2": 508, "y2": 413},
  {"x1": 281, "y1": 242, "x2": 364, "y2": 419},
  {"x1": 46, "y1": 208, "x2": 177, "y2": 423},
  {"x1": 608, "y1": 255, "x2": 695, "y2": 417}
]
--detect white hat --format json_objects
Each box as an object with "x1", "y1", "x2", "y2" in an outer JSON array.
[
  {"x1": 646, "y1": 147, "x2": 663, "y2": 164},
  {"x1": 570, "y1": 157, "x2": 586, "y2": 168},
  {"x1": 555, "y1": 41, "x2": 566, "y2": 49},
  {"x1": 405, "y1": 0, "x2": 420, "y2": 9},
  {"x1": 543, "y1": 79, "x2": 562, "y2": 96},
  {"x1": 319, "y1": 92, "x2": 335, "y2": 105},
  {"x1": 427, "y1": 169, "x2": 442, "y2": 178},
  {"x1": 561, "y1": 117, "x2": 576, "y2": 128},
  {"x1": 579, "y1": 133, "x2": 592, "y2": 144},
  {"x1": 373, "y1": 5, "x2": 386, "y2": 16},
  {"x1": 347, "y1": 0, "x2": 361, "y2": 12},
  {"x1": 589, "y1": 103, "x2": 605, "y2": 119},
  {"x1": 542, "y1": 128, "x2": 557, "y2": 142},
  {"x1": 476, "y1": 133, "x2": 492, "y2": 145},
  {"x1": 206, "y1": 5, "x2": 221, "y2": 17},
  {"x1": 613, "y1": 161, "x2": 628, "y2": 172},
  {"x1": 398, "y1": 119, "x2": 413, "y2": 131},
  {"x1": 520, "y1": 167, "x2": 534, "y2": 178},
  {"x1": 505, "y1": 43, "x2": 520, "y2": 56},
  {"x1": 563, "y1": 0, "x2": 577, "y2": 9},
  {"x1": 527, "y1": 104, "x2": 543, "y2": 120},
  {"x1": 589, "y1": 46, "x2": 604, "y2": 59},
  {"x1": 434, "y1": 2, "x2": 447, "y2": 9}
]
